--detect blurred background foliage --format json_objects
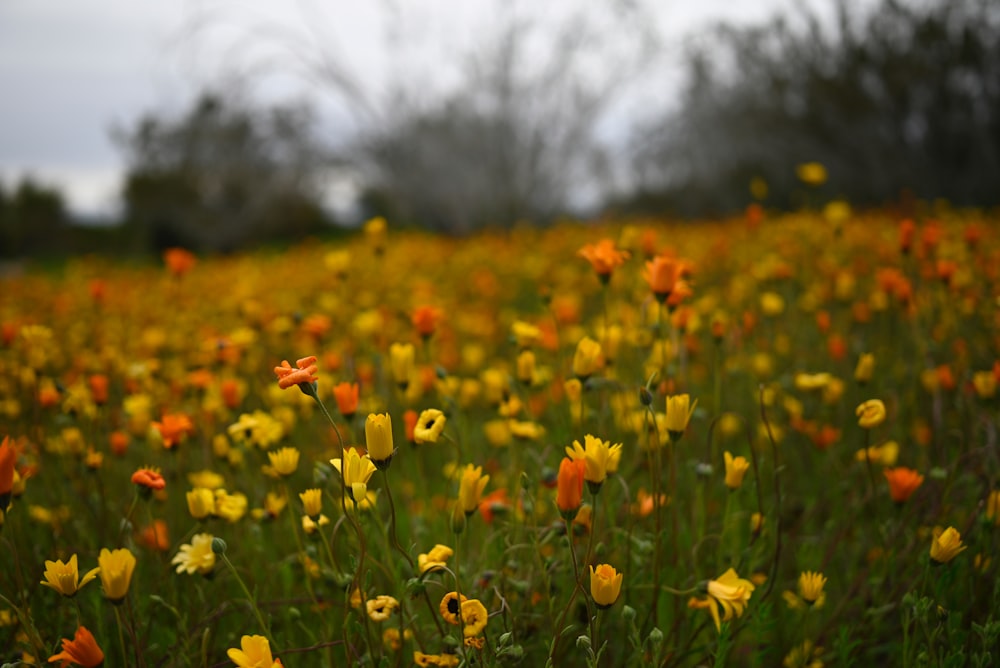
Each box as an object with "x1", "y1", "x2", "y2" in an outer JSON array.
[{"x1": 1, "y1": 0, "x2": 997, "y2": 258}]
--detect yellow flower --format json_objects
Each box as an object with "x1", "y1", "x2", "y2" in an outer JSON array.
[
  {"x1": 98, "y1": 548, "x2": 136, "y2": 604},
  {"x1": 930, "y1": 526, "x2": 966, "y2": 565},
  {"x1": 301, "y1": 513, "x2": 330, "y2": 535},
  {"x1": 796, "y1": 161, "x2": 827, "y2": 186},
  {"x1": 214, "y1": 490, "x2": 249, "y2": 522},
  {"x1": 172, "y1": 533, "x2": 216, "y2": 576},
  {"x1": 511, "y1": 321, "x2": 542, "y2": 348},
  {"x1": 665, "y1": 394, "x2": 697, "y2": 439},
  {"x1": 856, "y1": 399, "x2": 886, "y2": 429},
  {"x1": 689, "y1": 568, "x2": 755, "y2": 631},
  {"x1": 572, "y1": 337, "x2": 603, "y2": 380},
  {"x1": 227, "y1": 634, "x2": 281, "y2": 668},
  {"x1": 461, "y1": 598, "x2": 489, "y2": 637},
  {"x1": 365, "y1": 413, "x2": 395, "y2": 466},
  {"x1": 797, "y1": 571, "x2": 827, "y2": 605},
  {"x1": 418, "y1": 544, "x2": 454, "y2": 574},
  {"x1": 414, "y1": 409, "x2": 447, "y2": 444},
  {"x1": 440, "y1": 592, "x2": 467, "y2": 625},
  {"x1": 784, "y1": 640, "x2": 824, "y2": 668},
  {"x1": 972, "y1": 371, "x2": 997, "y2": 399},
  {"x1": 724, "y1": 451, "x2": 750, "y2": 490},
  {"x1": 299, "y1": 488, "x2": 323, "y2": 518},
  {"x1": 565, "y1": 434, "x2": 623, "y2": 491},
  {"x1": 458, "y1": 465, "x2": 489, "y2": 515},
  {"x1": 187, "y1": 469, "x2": 226, "y2": 489},
  {"x1": 760, "y1": 292, "x2": 785, "y2": 316},
  {"x1": 331, "y1": 448, "x2": 377, "y2": 502},
  {"x1": 589, "y1": 564, "x2": 623, "y2": 609},
  {"x1": 40, "y1": 554, "x2": 100, "y2": 597},
  {"x1": 794, "y1": 373, "x2": 831, "y2": 391},
  {"x1": 855, "y1": 441, "x2": 899, "y2": 467},
  {"x1": 986, "y1": 490, "x2": 1000, "y2": 526},
  {"x1": 266, "y1": 447, "x2": 300, "y2": 477},
  {"x1": 516, "y1": 350, "x2": 536, "y2": 385},
  {"x1": 389, "y1": 342, "x2": 415, "y2": 389},
  {"x1": 367, "y1": 595, "x2": 400, "y2": 622},
  {"x1": 854, "y1": 353, "x2": 875, "y2": 384},
  {"x1": 187, "y1": 487, "x2": 216, "y2": 520}
]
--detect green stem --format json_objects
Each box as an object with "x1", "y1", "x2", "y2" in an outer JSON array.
[{"x1": 220, "y1": 552, "x2": 276, "y2": 648}]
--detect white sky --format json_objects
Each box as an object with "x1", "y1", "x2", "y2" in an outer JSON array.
[{"x1": 0, "y1": 0, "x2": 840, "y2": 217}]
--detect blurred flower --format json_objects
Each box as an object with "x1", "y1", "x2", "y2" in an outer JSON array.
[
  {"x1": 458, "y1": 464, "x2": 490, "y2": 515},
  {"x1": 48, "y1": 625, "x2": 104, "y2": 667},
  {"x1": 665, "y1": 394, "x2": 697, "y2": 440},
  {"x1": 461, "y1": 598, "x2": 489, "y2": 636},
  {"x1": 299, "y1": 488, "x2": 323, "y2": 519},
  {"x1": 412, "y1": 306, "x2": 442, "y2": 339},
  {"x1": 132, "y1": 467, "x2": 166, "y2": 493},
  {"x1": 40, "y1": 554, "x2": 100, "y2": 597},
  {"x1": 414, "y1": 652, "x2": 459, "y2": 667},
  {"x1": 796, "y1": 162, "x2": 827, "y2": 186},
  {"x1": 333, "y1": 382, "x2": 360, "y2": 418},
  {"x1": 511, "y1": 321, "x2": 542, "y2": 349},
  {"x1": 302, "y1": 513, "x2": 331, "y2": 534},
  {"x1": 855, "y1": 441, "x2": 899, "y2": 467},
  {"x1": 164, "y1": 247, "x2": 196, "y2": 276},
  {"x1": 578, "y1": 239, "x2": 629, "y2": 281},
  {"x1": 365, "y1": 413, "x2": 395, "y2": 466},
  {"x1": 986, "y1": 490, "x2": 1000, "y2": 526},
  {"x1": 98, "y1": 547, "x2": 136, "y2": 604},
  {"x1": 794, "y1": 373, "x2": 831, "y2": 391},
  {"x1": 783, "y1": 640, "x2": 824, "y2": 668},
  {"x1": 266, "y1": 447, "x2": 300, "y2": 478},
  {"x1": 367, "y1": 595, "x2": 400, "y2": 621},
  {"x1": 724, "y1": 451, "x2": 750, "y2": 490},
  {"x1": 689, "y1": 568, "x2": 755, "y2": 632},
  {"x1": 0, "y1": 435, "x2": 16, "y2": 510},
  {"x1": 631, "y1": 488, "x2": 668, "y2": 517},
  {"x1": 403, "y1": 409, "x2": 419, "y2": 443},
  {"x1": 589, "y1": 564, "x2": 623, "y2": 609},
  {"x1": 973, "y1": 371, "x2": 996, "y2": 399},
  {"x1": 855, "y1": 399, "x2": 886, "y2": 429},
  {"x1": 644, "y1": 256, "x2": 691, "y2": 302},
  {"x1": 930, "y1": 527, "x2": 966, "y2": 565},
  {"x1": 760, "y1": 292, "x2": 785, "y2": 317},
  {"x1": 883, "y1": 467, "x2": 924, "y2": 503},
  {"x1": 414, "y1": 409, "x2": 447, "y2": 444},
  {"x1": 389, "y1": 343, "x2": 415, "y2": 389},
  {"x1": 152, "y1": 413, "x2": 194, "y2": 449},
  {"x1": 784, "y1": 571, "x2": 827, "y2": 610},
  {"x1": 138, "y1": 520, "x2": 170, "y2": 552},
  {"x1": 214, "y1": 490, "x2": 249, "y2": 522},
  {"x1": 172, "y1": 533, "x2": 216, "y2": 576},
  {"x1": 572, "y1": 337, "x2": 602, "y2": 380},
  {"x1": 227, "y1": 635, "x2": 282, "y2": 668},
  {"x1": 854, "y1": 353, "x2": 875, "y2": 385},
  {"x1": 274, "y1": 356, "x2": 318, "y2": 391},
  {"x1": 331, "y1": 448, "x2": 377, "y2": 502}
]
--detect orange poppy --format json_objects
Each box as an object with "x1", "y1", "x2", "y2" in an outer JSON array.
[
  {"x1": 88, "y1": 374, "x2": 109, "y2": 405},
  {"x1": 139, "y1": 519, "x2": 170, "y2": 552},
  {"x1": 578, "y1": 239, "x2": 629, "y2": 280},
  {"x1": 412, "y1": 306, "x2": 442, "y2": 339},
  {"x1": 153, "y1": 413, "x2": 194, "y2": 449},
  {"x1": 556, "y1": 457, "x2": 586, "y2": 520},
  {"x1": 164, "y1": 247, "x2": 196, "y2": 276},
  {"x1": 274, "y1": 356, "x2": 319, "y2": 390},
  {"x1": 644, "y1": 256, "x2": 692, "y2": 302}
]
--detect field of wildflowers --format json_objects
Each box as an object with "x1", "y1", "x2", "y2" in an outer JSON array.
[{"x1": 1, "y1": 210, "x2": 999, "y2": 667}]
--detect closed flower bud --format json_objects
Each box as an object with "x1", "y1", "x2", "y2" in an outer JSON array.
[
  {"x1": 572, "y1": 337, "x2": 602, "y2": 380},
  {"x1": 930, "y1": 527, "x2": 966, "y2": 565},
  {"x1": 724, "y1": 451, "x2": 750, "y2": 490},
  {"x1": 665, "y1": 394, "x2": 697, "y2": 441},
  {"x1": 365, "y1": 413, "x2": 395, "y2": 468},
  {"x1": 589, "y1": 564, "x2": 623, "y2": 609},
  {"x1": 856, "y1": 399, "x2": 886, "y2": 429}
]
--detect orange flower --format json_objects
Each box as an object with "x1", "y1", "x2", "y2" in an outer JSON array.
[
  {"x1": 153, "y1": 413, "x2": 194, "y2": 449},
  {"x1": 48, "y1": 625, "x2": 104, "y2": 667},
  {"x1": 274, "y1": 356, "x2": 319, "y2": 391},
  {"x1": 220, "y1": 379, "x2": 242, "y2": 409},
  {"x1": 110, "y1": 431, "x2": 130, "y2": 457},
  {"x1": 883, "y1": 467, "x2": 924, "y2": 503},
  {"x1": 132, "y1": 467, "x2": 166, "y2": 491},
  {"x1": 412, "y1": 306, "x2": 442, "y2": 339},
  {"x1": 899, "y1": 219, "x2": 916, "y2": 254},
  {"x1": 333, "y1": 382, "x2": 360, "y2": 418},
  {"x1": 644, "y1": 256, "x2": 692, "y2": 302},
  {"x1": 88, "y1": 374, "x2": 109, "y2": 405},
  {"x1": 0, "y1": 435, "x2": 15, "y2": 509},
  {"x1": 139, "y1": 520, "x2": 170, "y2": 552},
  {"x1": 164, "y1": 247, "x2": 196, "y2": 276},
  {"x1": 403, "y1": 409, "x2": 419, "y2": 443},
  {"x1": 478, "y1": 488, "x2": 511, "y2": 524},
  {"x1": 556, "y1": 457, "x2": 586, "y2": 520},
  {"x1": 578, "y1": 239, "x2": 629, "y2": 280}
]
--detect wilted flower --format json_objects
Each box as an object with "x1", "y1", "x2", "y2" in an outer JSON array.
[
  {"x1": 461, "y1": 598, "x2": 489, "y2": 637},
  {"x1": 589, "y1": 564, "x2": 623, "y2": 609}
]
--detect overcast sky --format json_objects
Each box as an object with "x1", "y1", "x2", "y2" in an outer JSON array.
[{"x1": 0, "y1": 0, "x2": 834, "y2": 216}]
